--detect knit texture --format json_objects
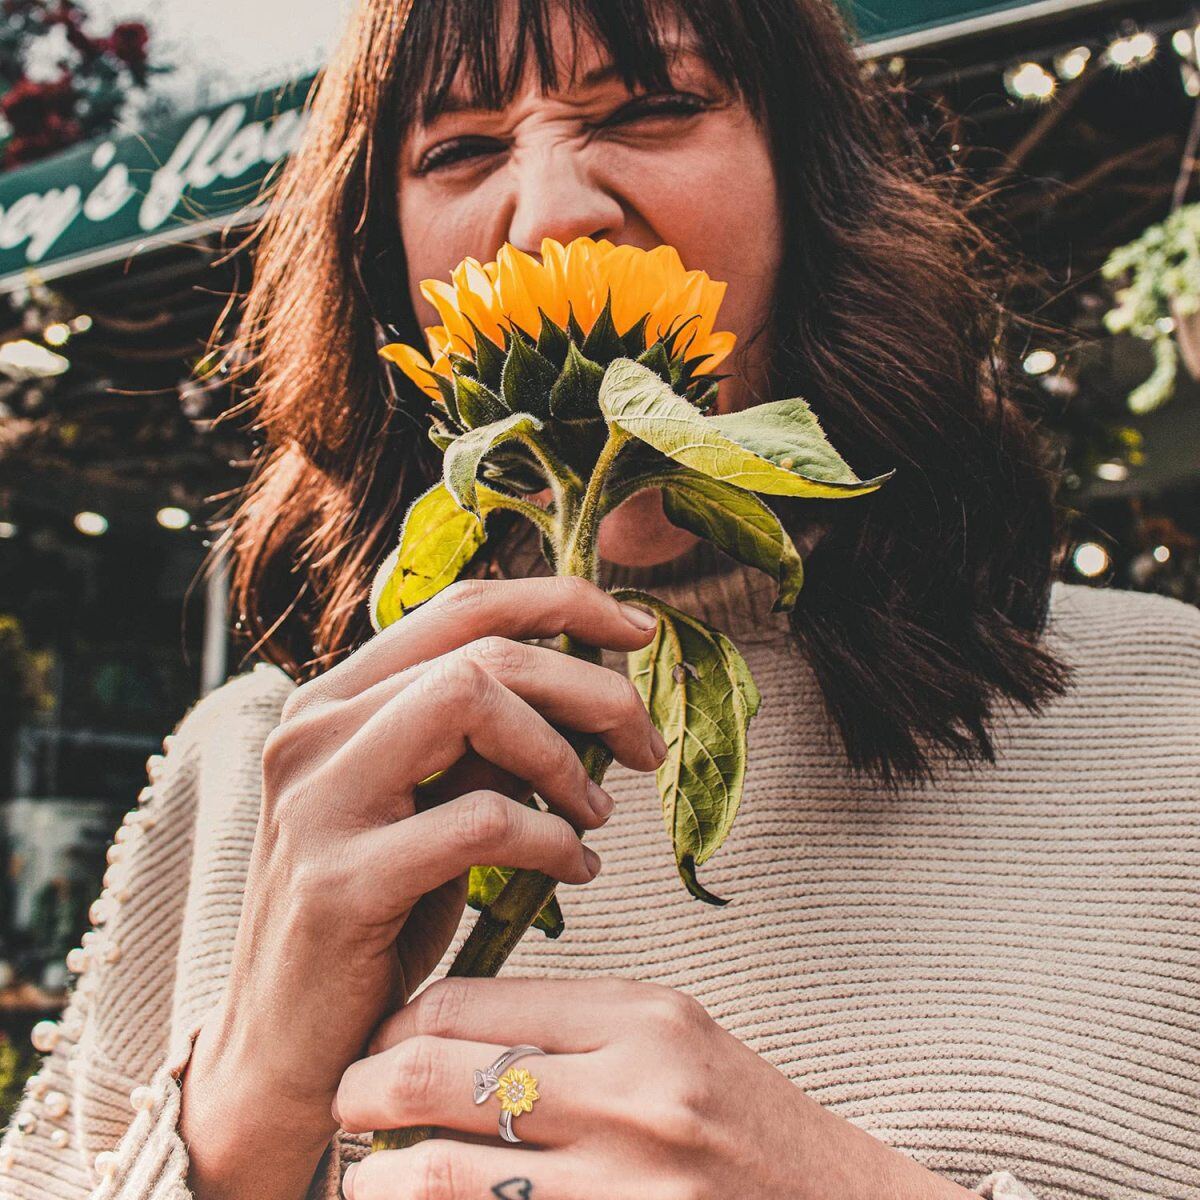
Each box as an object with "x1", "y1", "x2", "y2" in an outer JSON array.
[{"x1": 0, "y1": 537, "x2": 1197, "y2": 1200}]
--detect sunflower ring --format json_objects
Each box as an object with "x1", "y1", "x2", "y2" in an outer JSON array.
[{"x1": 472, "y1": 1044, "x2": 546, "y2": 1143}]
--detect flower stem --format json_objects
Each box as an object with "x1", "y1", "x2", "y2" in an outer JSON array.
[{"x1": 372, "y1": 425, "x2": 630, "y2": 1153}]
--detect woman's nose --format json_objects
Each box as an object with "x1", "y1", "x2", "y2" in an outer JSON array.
[{"x1": 504, "y1": 142, "x2": 624, "y2": 258}]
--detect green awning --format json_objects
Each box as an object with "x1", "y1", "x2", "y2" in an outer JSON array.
[
  {"x1": 0, "y1": 74, "x2": 316, "y2": 292},
  {"x1": 0, "y1": 1, "x2": 1111, "y2": 291}
]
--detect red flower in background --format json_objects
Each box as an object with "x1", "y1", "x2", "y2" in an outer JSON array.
[
  {"x1": 0, "y1": 2, "x2": 163, "y2": 169},
  {"x1": 107, "y1": 22, "x2": 149, "y2": 69}
]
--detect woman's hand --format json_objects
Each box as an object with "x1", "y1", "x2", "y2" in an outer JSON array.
[
  {"x1": 180, "y1": 578, "x2": 666, "y2": 1163},
  {"x1": 334, "y1": 976, "x2": 982, "y2": 1200}
]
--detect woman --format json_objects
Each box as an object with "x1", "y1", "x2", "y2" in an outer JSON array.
[{"x1": 3, "y1": 1, "x2": 1198, "y2": 1199}]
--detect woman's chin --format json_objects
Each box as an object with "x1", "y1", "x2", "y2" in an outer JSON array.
[{"x1": 596, "y1": 487, "x2": 700, "y2": 568}]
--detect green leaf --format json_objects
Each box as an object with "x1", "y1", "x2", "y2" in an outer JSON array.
[
  {"x1": 468, "y1": 864, "x2": 564, "y2": 938},
  {"x1": 368, "y1": 482, "x2": 495, "y2": 631},
  {"x1": 444, "y1": 412, "x2": 544, "y2": 515},
  {"x1": 614, "y1": 589, "x2": 761, "y2": 906},
  {"x1": 501, "y1": 328, "x2": 559, "y2": 417},
  {"x1": 656, "y1": 468, "x2": 804, "y2": 611},
  {"x1": 599, "y1": 358, "x2": 895, "y2": 498}
]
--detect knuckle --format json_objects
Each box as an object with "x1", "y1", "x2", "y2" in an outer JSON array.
[
  {"x1": 260, "y1": 722, "x2": 306, "y2": 786},
  {"x1": 611, "y1": 671, "x2": 648, "y2": 723},
  {"x1": 660, "y1": 1178, "x2": 708, "y2": 1200},
  {"x1": 643, "y1": 985, "x2": 709, "y2": 1040},
  {"x1": 279, "y1": 681, "x2": 323, "y2": 724},
  {"x1": 434, "y1": 578, "x2": 490, "y2": 619},
  {"x1": 462, "y1": 635, "x2": 526, "y2": 677},
  {"x1": 427, "y1": 654, "x2": 491, "y2": 707},
  {"x1": 553, "y1": 574, "x2": 598, "y2": 609},
  {"x1": 388, "y1": 1034, "x2": 444, "y2": 1109},
  {"x1": 415, "y1": 978, "x2": 473, "y2": 1039},
  {"x1": 651, "y1": 1074, "x2": 712, "y2": 1151},
  {"x1": 410, "y1": 1139, "x2": 460, "y2": 1200},
  {"x1": 456, "y1": 792, "x2": 514, "y2": 851}
]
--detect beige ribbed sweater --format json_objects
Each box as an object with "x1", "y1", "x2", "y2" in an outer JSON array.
[{"x1": 1, "y1": 540, "x2": 1198, "y2": 1200}]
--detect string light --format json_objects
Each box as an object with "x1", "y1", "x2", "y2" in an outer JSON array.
[
  {"x1": 1072, "y1": 542, "x2": 1110, "y2": 577},
  {"x1": 155, "y1": 506, "x2": 190, "y2": 531},
  {"x1": 1023, "y1": 348, "x2": 1057, "y2": 375},
  {"x1": 43, "y1": 323, "x2": 70, "y2": 347},
  {"x1": 0, "y1": 339, "x2": 69, "y2": 378},
  {"x1": 1172, "y1": 27, "x2": 1197, "y2": 57},
  {"x1": 1153, "y1": 545, "x2": 1171, "y2": 563},
  {"x1": 1095, "y1": 460, "x2": 1129, "y2": 482},
  {"x1": 0, "y1": 521, "x2": 16, "y2": 539},
  {"x1": 1104, "y1": 30, "x2": 1157, "y2": 69},
  {"x1": 74, "y1": 511, "x2": 108, "y2": 537},
  {"x1": 1004, "y1": 61, "x2": 1056, "y2": 101},
  {"x1": 1053, "y1": 46, "x2": 1091, "y2": 80}
]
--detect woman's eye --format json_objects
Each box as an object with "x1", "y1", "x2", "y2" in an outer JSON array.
[
  {"x1": 609, "y1": 92, "x2": 710, "y2": 125},
  {"x1": 417, "y1": 138, "x2": 502, "y2": 174},
  {"x1": 416, "y1": 92, "x2": 709, "y2": 174}
]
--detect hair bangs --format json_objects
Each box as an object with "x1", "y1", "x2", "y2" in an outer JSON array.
[{"x1": 393, "y1": 0, "x2": 765, "y2": 133}]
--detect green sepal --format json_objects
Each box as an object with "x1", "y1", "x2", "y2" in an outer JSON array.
[
  {"x1": 464, "y1": 315, "x2": 507, "y2": 391},
  {"x1": 566, "y1": 303, "x2": 587, "y2": 346},
  {"x1": 535, "y1": 308, "x2": 571, "y2": 370},
  {"x1": 636, "y1": 340, "x2": 673, "y2": 385},
  {"x1": 454, "y1": 374, "x2": 508, "y2": 429},
  {"x1": 427, "y1": 422, "x2": 457, "y2": 452},
  {"x1": 549, "y1": 341, "x2": 607, "y2": 420},
  {"x1": 501, "y1": 327, "x2": 559, "y2": 417},
  {"x1": 447, "y1": 351, "x2": 479, "y2": 380},
  {"x1": 433, "y1": 372, "x2": 460, "y2": 424},
  {"x1": 581, "y1": 290, "x2": 625, "y2": 363},
  {"x1": 620, "y1": 312, "x2": 650, "y2": 358}
]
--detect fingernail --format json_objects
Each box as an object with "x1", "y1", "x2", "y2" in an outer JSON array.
[
  {"x1": 342, "y1": 1161, "x2": 358, "y2": 1199},
  {"x1": 649, "y1": 726, "x2": 668, "y2": 763},
  {"x1": 331, "y1": 1094, "x2": 342, "y2": 1124},
  {"x1": 587, "y1": 779, "x2": 614, "y2": 819},
  {"x1": 582, "y1": 845, "x2": 602, "y2": 876},
  {"x1": 620, "y1": 602, "x2": 657, "y2": 632}
]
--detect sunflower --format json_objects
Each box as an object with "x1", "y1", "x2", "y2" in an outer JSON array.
[
  {"x1": 379, "y1": 235, "x2": 736, "y2": 414},
  {"x1": 495, "y1": 1066, "x2": 540, "y2": 1117}
]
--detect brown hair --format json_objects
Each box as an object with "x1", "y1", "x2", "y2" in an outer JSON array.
[{"x1": 210, "y1": 0, "x2": 1073, "y2": 792}]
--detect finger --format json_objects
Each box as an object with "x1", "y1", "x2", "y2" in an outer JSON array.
[
  {"x1": 339, "y1": 639, "x2": 667, "y2": 774},
  {"x1": 317, "y1": 657, "x2": 613, "y2": 830},
  {"x1": 345, "y1": 1140, "x2": 584, "y2": 1200},
  {"x1": 336, "y1": 1035, "x2": 592, "y2": 1150},
  {"x1": 347, "y1": 790, "x2": 601, "y2": 927},
  {"x1": 298, "y1": 576, "x2": 659, "y2": 705},
  {"x1": 370, "y1": 976, "x2": 640, "y2": 1055},
  {"x1": 414, "y1": 751, "x2": 533, "y2": 812}
]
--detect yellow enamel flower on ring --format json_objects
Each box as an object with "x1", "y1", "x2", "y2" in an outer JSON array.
[
  {"x1": 495, "y1": 1066, "x2": 540, "y2": 1116},
  {"x1": 380, "y1": 235, "x2": 736, "y2": 405}
]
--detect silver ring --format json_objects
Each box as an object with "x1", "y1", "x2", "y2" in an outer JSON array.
[{"x1": 472, "y1": 1043, "x2": 547, "y2": 1143}]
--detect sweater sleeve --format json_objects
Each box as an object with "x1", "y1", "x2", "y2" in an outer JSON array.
[{"x1": 0, "y1": 665, "x2": 346, "y2": 1200}]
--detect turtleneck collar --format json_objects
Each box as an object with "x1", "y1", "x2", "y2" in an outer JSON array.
[{"x1": 493, "y1": 513, "x2": 828, "y2": 641}]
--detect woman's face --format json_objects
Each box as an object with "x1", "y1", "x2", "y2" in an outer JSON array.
[{"x1": 396, "y1": 2, "x2": 784, "y2": 566}]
